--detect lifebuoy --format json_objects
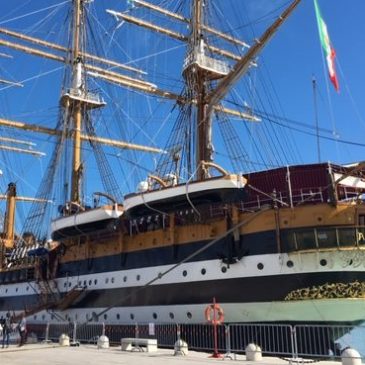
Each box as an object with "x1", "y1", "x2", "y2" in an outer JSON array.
[{"x1": 205, "y1": 303, "x2": 224, "y2": 325}]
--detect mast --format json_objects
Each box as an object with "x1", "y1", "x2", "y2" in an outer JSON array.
[
  {"x1": 70, "y1": 0, "x2": 83, "y2": 205},
  {"x1": 185, "y1": 0, "x2": 217, "y2": 180},
  {"x1": 193, "y1": 0, "x2": 210, "y2": 181},
  {"x1": 63, "y1": 0, "x2": 106, "y2": 206}
]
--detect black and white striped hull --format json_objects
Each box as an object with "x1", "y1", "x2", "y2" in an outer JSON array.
[{"x1": 1, "y1": 249, "x2": 365, "y2": 324}]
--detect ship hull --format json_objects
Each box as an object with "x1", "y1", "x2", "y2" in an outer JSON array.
[{"x1": 1, "y1": 250, "x2": 365, "y2": 325}]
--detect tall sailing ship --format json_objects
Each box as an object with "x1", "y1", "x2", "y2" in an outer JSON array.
[{"x1": 0, "y1": 0, "x2": 364, "y2": 326}]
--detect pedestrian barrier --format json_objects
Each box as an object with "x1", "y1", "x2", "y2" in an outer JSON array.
[{"x1": 25, "y1": 321, "x2": 365, "y2": 361}]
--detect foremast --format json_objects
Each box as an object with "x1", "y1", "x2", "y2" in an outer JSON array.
[{"x1": 63, "y1": 0, "x2": 106, "y2": 207}]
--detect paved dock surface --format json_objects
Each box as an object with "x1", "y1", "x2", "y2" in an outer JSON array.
[{"x1": 0, "y1": 344, "x2": 340, "y2": 365}]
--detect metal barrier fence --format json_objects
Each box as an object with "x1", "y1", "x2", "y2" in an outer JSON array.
[{"x1": 26, "y1": 322, "x2": 365, "y2": 360}]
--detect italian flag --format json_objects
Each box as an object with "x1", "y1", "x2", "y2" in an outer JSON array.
[{"x1": 314, "y1": 0, "x2": 339, "y2": 92}]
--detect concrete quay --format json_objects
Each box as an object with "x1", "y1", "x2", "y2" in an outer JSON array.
[{"x1": 0, "y1": 344, "x2": 341, "y2": 365}]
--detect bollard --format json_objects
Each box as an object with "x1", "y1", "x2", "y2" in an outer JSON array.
[
  {"x1": 341, "y1": 348, "x2": 362, "y2": 365},
  {"x1": 97, "y1": 335, "x2": 110, "y2": 349},
  {"x1": 174, "y1": 339, "x2": 188, "y2": 356},
  {"x1": 245, "y1": 343, "x2": 262, "y2": 361},
  {"x1": 174, "y1": 325, "x2": 188, "y2": 356},
  {"x1": 59, "y1": 334, "x2": 70, "y2": 347}
]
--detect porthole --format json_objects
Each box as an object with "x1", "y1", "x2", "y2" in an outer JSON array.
[
  {"x1": 349, "y1": 259, "x2": 353, "y2": 266},
  {"x1": 169, "y1": 312, "x2": 174, "y2": 319},
  {"x1": 320, "y1": 259, "x2": 327, "y2": 267},
  {"x1": 201, "y1": 268, "x2": 206, "y2": 275},
  {"x1": 15, "y1": 287, "x2": 18, "y2": 292},
  {"x1": 104, "y1": 314, "x2": 107, "y2": 320},
  {"x1": 257, "y1": 263, "x2": 264, "y2": 270},
  {"x1": 88, "y1": 280, "x2": 92, "y2": 286},
  {"x1": 187, "y1": 312, "x2": 192, "y2": 319},
  {"x1": 5, "y1": 289, "x2": 8, "y2": 293},
  {"x1": 111, "y1": 277, "x2": 115, "y2": 283},
  {"x1": 286, "y1": 260, "x2": 294, "y2": 268},
  {"x1": 116, "y1": 314, "x2": 120, "y2": 320},
  {"x1": 136, "y1": 274, "x2": 141, "y2": 281},
  {"x1": 182, "y1": 270, "x2": 187, "y2": 277},
  {"x1": 153, "y1": 313, "x2": 158, "y2": 319},
  {"x1": 69, "y1": 282, "x2": 72, "y2": 287},
  {"x1": 130, "y1": 314, "x2": 135, "y2": 320},
  {"x1": 34, "y1": 315, "x2": 37, "y2": 320},
  {"x1": 94, "y1": 279, "x2": 97, "y2": 285},
  {"x1": 26, "y1": 286, "x2": 29, "y2": 291},
  {"x1": 221, "y1": 267, "x2": 227, "y2": 273},
  {"x1": 123, "y1": 276, "x2": 127, "y2": 282},
  {"x1": 105, "y1": 278, "x2": 109, "y2": 284},
  {"x1": 83, "y1": 280, "x2": 87, "y2": 286},
  {"x1": 42, "y1": 315, "x2": 45, "y2": 320},
  {"x1": 64, "y1": 282, "x2": 67, "y2": 287}
]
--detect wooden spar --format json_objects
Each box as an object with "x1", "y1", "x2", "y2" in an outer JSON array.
[
  {"x1": 0, "y1": 195, "x2": 52, "y2": 203},
  {"x1": 3, "y1": 183, "x2": 16, "y2": 249},
  {"x1": 0, "y1": 118, "x2": 164, "y2": 153},
  {"x1": 131, "y1": 0, "x2": 249, "y2": 48},
  {"x1": 0, "y1": 30, "x2": 257, "y2": 122},
  {"x1": 133, "y1": 0, "x2": 188, "y2": 22},
  {"x1": 0, "y1": 145, "x2": 45, "y2": 157},
  {"x1": 106, "y1": 10, "x2": 241, "y2": 62},
  {"x1": 106, "y1": 10, "x2": 187, "y2": 41},
  {"x1": 0, "y1": 27, "x2": 145, "y2": 75},
  {"x1": 206, "y1": 0, "x2": 303, "y2": 112},
  {"x1": 0, "y1": 38, "x2": 66, "y2": 63},
  {"x1": 0, "y1": 137, "x2": 35, "y2": 146}
]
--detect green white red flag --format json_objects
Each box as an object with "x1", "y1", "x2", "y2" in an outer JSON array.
[{"x1": 314, "y1": 0, "x2": 339, "y2": 92}]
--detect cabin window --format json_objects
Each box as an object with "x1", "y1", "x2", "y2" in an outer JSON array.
[
  {"x1": 169, "y1": 312, "x2": 174, "y2": 319},
  {"x1": 153, "y1": 313, "x2": 157, "y2": 319},
  {"x1": 130, "y1": 314, "x2": 134, "y2": 320},
  {"x1": 187, "y1": 312, "x2": 192, "y2": 319},
  {"x1": 296, "y1": 229, "x2": 316, "y2": 250},
  {"x1": 116, "y1": 314, "x2": 120, "y2": 320},
  {"x1": 280, "y1": 231, "x2": 297, "y2": 252},
  {"x1": 257, "y1": 263, "x2": 264, "y2": 270},
  {"x1": 359, "y1": 214, "x2": 365, "y2": 226},
  {"x1": 339, "y1": 228, "x2": 356, "y2": 247},
  {"x1": 316, "y1": 228, "x2": 337, "y2": 249}
]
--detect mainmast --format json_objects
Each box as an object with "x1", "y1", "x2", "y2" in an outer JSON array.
[{"x1": 184, "y1": 0, "x2": 228, "y2": 180}]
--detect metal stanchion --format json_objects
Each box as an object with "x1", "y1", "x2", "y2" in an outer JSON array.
[
  {"x1": 70, "y1": 321, "x2": 80, "y2": 346},
  {"x1": 223, "y1": 324, "x2": 235, "y2": 360},
  {"x1": 42, "y1": 322, "x2": 52, "y2": 343}
]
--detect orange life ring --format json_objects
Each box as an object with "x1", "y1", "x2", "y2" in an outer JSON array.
[{"x1": 205, "y1": 303, "x2": 224, "y2": 325}]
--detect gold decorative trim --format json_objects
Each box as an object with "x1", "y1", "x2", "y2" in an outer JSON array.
[{"x1": 285, "y1": 280, "x2": 365, "y2": 301}]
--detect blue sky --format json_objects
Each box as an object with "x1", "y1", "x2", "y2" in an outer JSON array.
[{"x1": 0, "y1": 0, "x2": 364, "y2": 230}]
